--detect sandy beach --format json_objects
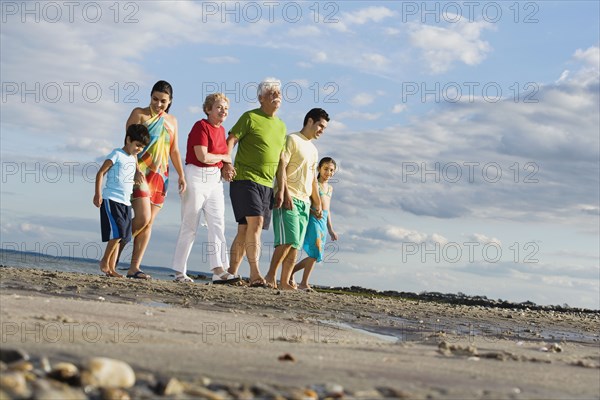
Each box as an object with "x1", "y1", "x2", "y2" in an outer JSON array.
[{"x1": 0, "y1": 266, "x2": 599, "y2": 399}]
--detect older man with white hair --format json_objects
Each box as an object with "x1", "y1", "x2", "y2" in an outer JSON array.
[{"x1": 223, "y1": 77, "x2": 286, "y2": 287}]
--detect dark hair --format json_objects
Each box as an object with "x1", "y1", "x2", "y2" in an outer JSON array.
[
  {"x1": 126, "y1": 124, "x2": 150, "y2": 146},
  {"x1": 317, "y1": 157, "x2": 337, "y2": 180},
  {"x1": 303, "y1": 108, "x2": 330, "y2": 127},
  {"x1": 151, "y1": 80, "x2": 173, "y2": 113}
]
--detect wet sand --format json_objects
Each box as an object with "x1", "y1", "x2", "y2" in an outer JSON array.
[{"x1": 1, "y1": 266, "x2": 599, "y2": 399}]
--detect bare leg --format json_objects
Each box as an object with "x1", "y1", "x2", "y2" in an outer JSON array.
[
  {"x1": 279, "y1": 248, "x2": 299, "y2": 290},
  {"x1": 244, "y1": 216, "x2": 264, "y2": 283},
  {"x1": 100, "y1": 239, "x2": 121, "y2": 276},
  {"x1": 227, "y1": 224, "x2": 247, "y2": 276},
  {"x1": 294, "y1": 257, "x2": 317, "y2": 289},
  {"x1": 265, "y1": 244, "x2": 292, "y2": 288},
  {"x1": 298, "y1": 258, "x2": 317, "y2": 289},
  {"x1": 128, "y1": 200, "x2": 159, "y2": 277}
]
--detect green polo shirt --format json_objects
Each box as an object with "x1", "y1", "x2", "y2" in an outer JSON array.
[{"x1": 229, "y1": 108, "x2": 286, "y2": 188}]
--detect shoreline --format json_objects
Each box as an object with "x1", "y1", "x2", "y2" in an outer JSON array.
[
  {"x1": 2, "y1": 249, "x2": 598, "y2": 313},
  {"x1": 1, "y1": 266, "x2": 599, "y2": 399}
]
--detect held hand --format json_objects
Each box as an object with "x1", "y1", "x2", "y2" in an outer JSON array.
[
  {"x1": 311, "y1": 207, "x2": 323, "y2": 219},
  {"x1": 93, "y1": 194, "x2": 102, "y2": 208},
  {"x1": 134, "y1": 170, "x2": 144, "y2": 185},
  {"x1": 178, "y1": 176, "x2": 187, "y2": 194},
  {"x1": 221, "y1": 163, "x2": 236, "y2": 182}
]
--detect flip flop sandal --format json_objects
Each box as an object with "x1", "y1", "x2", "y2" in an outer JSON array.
[
  {"x1": 174, "y1": 274, "x2": 194, "y2": 283},
  {"x1": 126, "y1": 271, "x2": 151, "y2": 280},
  {"x1": 212, "y1": 272, "x2": 241, "y2": 285}
]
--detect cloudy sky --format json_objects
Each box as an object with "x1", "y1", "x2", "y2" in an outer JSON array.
[{"x1": 1, "y1": 1, "x2": 598, "y2": 308}]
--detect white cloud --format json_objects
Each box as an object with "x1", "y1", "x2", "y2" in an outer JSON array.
[
  {"x1": 188, "y1": 106, "x2": 203, "y2": 115},
  {"x1": 334, "y1": 6, "x2": 397, "y2": 32},
  {"x1": 315, "y1": 51, "x2": 328, "y2": 62},
  {"x1": 335, "y1": 110, "x2": 382, "y2": 121},
  {"x1": 287, "y1": 26, "x2": 321, "y2": 37},
  {"x1": 350, "y1": 93, "x2": 375, "y2": 106},
  {"x1": 574, "y1": 46, "x2": 600, "y2": 67},
  {"x1": 362, "y1": 53, "x2": 390, "y2": 69},
  {"x1": 202, "y1": 56, "x2": 240, "y2": 64},
  {"x1": 409, "y1": 20, "x2": 494, "y2": 73},
  {"x1": 392, "y1": 104, "x2": 407, "y2": 113},
  {"x1": 465, "y1": 233, "x2": 502, "y2": 246}
]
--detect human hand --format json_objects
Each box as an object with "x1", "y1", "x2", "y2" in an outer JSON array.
[
  {"x1": 178, "y1": 176, "x2": 186, "y2": 194},
  {"x1": 134, "y1": 170, "x2": 144, "y2": 185},
  {"x1": 329, "y1": 230, "x2": 338, "y2": 241},
  {"x1": 221, "y1": 163, "x2": 236, "y2": 182},
  {"x1": 93, "y1": 193, "x2": 102, "y2": 208},
  {"x1": 311, "y1": 207, "x2": 323, "y2": 219},
  {"x1": 274, "y1": 190, "x2": 284, "y2": 209},
  {"x1": 283, "y1": 193, "x2": 293, "y2": 210}
]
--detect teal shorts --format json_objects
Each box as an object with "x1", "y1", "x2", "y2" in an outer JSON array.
[{"x1": 273, "y1": 197, "x2": 310, "y2": 249}]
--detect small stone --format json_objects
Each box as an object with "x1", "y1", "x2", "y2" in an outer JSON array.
[
  {"x1": 39, "y1": 356, "x2": 52, "y2": 373},
  {"x1": 325, "y1": 382, "x2": 345, "y2": 397},
  {"x1": 156, "y1": 377, "x2": 185, "y2": 396},
  {"x1": 549, "y1": 343, "x2": 563, "y2": 353},
  {"x1": 101, "y1": 387, "x2": 131, "y2": 400},
  {"x1": 376, "y1": 387, "x2": 414, "y2": 398},
  {"x1": 0, "y1": 348, "x2": 29, "y2": 364},
  {"x1": 80, "y1": 357, "x2": 135, "y2": 389},
  {"x1": 32, "y1": 378, "x2": 87, "y2": 400},
  {"x1": 353, "y1": 389, "x2": 384, "y2": 398},
  {"x1": 278, "y1": 353, "x2": 296, "y2": 362},
  {"x1": 252, "y1": 382, "x2": 286, "y2": 399},
  {"x1": 0, "y1": 371, "x2": 30, "y2": 398},
  {"x1": 302, "y1": 388, "x2": 319, "y2": 399},
  {"x1": 7, "y1": 360, "x2": 33, "y2": 372},
  {"x1": 48, "y1": 362, "x2": 80, "y2": 383},
  {"x1": 184, "y1": 384, "x2": 227, "y2": 400}
]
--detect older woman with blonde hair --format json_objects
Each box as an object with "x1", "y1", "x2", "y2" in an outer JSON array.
[{"x1": 171, "y1": 93, "x2": 240, "y2": 284}]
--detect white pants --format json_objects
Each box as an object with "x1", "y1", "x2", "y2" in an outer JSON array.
[{"x1": 172, "y1": 165, "x2": 228, "y2": 275}]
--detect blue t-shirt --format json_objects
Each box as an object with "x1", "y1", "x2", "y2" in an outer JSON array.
[{"x1": 102, "y1": 148, "x2": 137, "y2": 205}]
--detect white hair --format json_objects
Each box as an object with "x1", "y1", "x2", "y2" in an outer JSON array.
[{"x1": 257, "y1": 77, "x2": 281, "y2": 98}]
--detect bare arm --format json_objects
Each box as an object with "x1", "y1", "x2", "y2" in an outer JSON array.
[
  {"x1": 327, "y1": 210, "x2": 338, "y2": 240},
  {"x1": 93, "y1": 159, "x2": 114, "y2": 208},
  {"x1": 310, "y1": 176, "x2": 323, "y2": 219},
  {"x1": 168, "y1": 116, "x2": 186, "y2": 194},
  {"x1": 221, "y1": 134, "x2": 238, "y2": 181},
  {"x1": 327, "y1": 186, "x2": 338, "y2": 240},
  {"x1": 274, "y1": 151, "x2": 291, "y2": 209},
  {"x1": 193, "y1": 145, "x2": 232, "y2": 165}
]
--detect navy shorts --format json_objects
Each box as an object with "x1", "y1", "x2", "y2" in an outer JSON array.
[
  {"x1": 230, "y1": 180, "x2": 273, "y2": 230},
  {"x1": 100, "y1": 199, "x2": 132, "y2": 243}
]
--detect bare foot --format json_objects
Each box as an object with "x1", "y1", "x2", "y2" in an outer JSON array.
[
  {"x1": 263, "y1": 274, "x2": 278, "y2": 289},
  {"x1": 105, "y1": 270, "x2": 124, "y2": 278},
  {"x1": 278, "y1": 282, "x2": 297, "y2": 291},
  {"x1": 288, "y1": 278, "x2": 298, "y2": 289},
  {"x1": 99, "y1": 261, "x2": 109, "y2": 275}
]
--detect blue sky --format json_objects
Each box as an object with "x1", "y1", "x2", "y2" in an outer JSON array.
[{"x1": 1, "y1": 1, "x2": 599, "y2": 308}]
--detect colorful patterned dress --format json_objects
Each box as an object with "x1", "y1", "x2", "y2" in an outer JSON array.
[{"x1": 132, "y1": 110, "x2": 174, "y2": 207}]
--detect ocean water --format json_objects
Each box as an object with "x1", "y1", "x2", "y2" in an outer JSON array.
[{"x1": 0, "y1": 249, "x2": 210, "y2": 281}]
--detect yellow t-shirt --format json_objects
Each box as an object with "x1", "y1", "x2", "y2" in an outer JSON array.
[{"x1": 278, "y1": 132, "x2": 318, "y2": 202}]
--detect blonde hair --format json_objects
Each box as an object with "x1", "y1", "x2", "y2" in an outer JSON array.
[{"x1": 203, "y1": 93, "x2": 230, "y2": 116}]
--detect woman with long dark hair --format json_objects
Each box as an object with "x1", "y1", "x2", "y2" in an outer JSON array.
[{"x1": 124, "y1": 80, "x2": 186, "y2": 279}]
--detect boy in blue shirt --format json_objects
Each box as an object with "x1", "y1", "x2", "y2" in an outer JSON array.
[{"x1": 94, "y1": 124, "x2": 150, "y2": 277}]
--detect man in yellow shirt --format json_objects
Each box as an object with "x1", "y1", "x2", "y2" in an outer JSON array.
[{"x1": 265, "y1": 108, "x2": 330, "y2": 289}]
